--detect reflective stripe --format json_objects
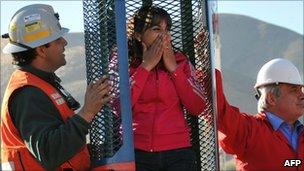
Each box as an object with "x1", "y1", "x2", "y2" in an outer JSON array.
[{"x1": 23, "y1": 29, "x2": 51, "y2": 42}]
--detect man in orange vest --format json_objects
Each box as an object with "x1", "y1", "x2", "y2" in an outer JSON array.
[{"x1": 1, "y1": 4, "x2": 111, "y2": 171}]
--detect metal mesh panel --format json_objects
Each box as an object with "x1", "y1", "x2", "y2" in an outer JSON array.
[
  {"x1": 125, "y1": 0, "x2": 218, "y2": 170},
  {"x1": 194, "y1": 28, "x2": 217, "y2": 171},
  {"x1": 83, "y1": 0, "x2": 218, "y2": 169},
  {"x1": 83, "y1": 0, "x2": 122, "y2": 160}
]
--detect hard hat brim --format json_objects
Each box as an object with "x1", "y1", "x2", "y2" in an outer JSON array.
[
  {"x1": 254, "y1": 58, "x2": 304, "y2": 89},
  {"x1": 2, "y1": 42, "x2": 28, "y2": 54},
  {"x1": 2, "y1": 27, "x2": 69, "y2": 54},
  {"x1": 254, "y1": 81, "x2": 304, "y2": 89}
]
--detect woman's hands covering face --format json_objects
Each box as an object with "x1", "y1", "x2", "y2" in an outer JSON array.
[
  {"x1": 140, "y1": 32, "x2": 177, "y2": 72},
  {"x1": 162, "y1": 32, "x2": 177, "y2": 72},
  {"x1": 140, "y1": 34, "x2": 165, "y2": 71}
]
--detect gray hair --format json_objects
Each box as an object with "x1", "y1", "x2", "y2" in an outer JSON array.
[{"x1": 257, "y1": 84, "x2": 281, "y2": 113}]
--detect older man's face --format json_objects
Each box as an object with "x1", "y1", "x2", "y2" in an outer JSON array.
[{"x1": 274, "y1": 83, "x2": 304, "y2": 122}]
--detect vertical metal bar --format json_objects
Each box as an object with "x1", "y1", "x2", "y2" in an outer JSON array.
[
  {"x1": 180, "y1": 0, "x2": 195, "y2": 64},
  {"x1": 114, "y1": 0, "x2": 135, "y2": 162},
  {"x1": 180, "y1": 0, "x2": 202, "y2": 170},
  {"x1": 206, "y1": 0, "x2": 220, "y2": 170},
  {"x1": 83, "y1": 1, "x2": 134, "y2": 169}
]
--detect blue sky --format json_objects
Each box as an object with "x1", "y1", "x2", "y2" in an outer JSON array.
[
  {"x1": 1, "y1": 0, "x2": 303, "y2": 35},
  {"x1": 217, "y1": 0, "x2": 303, "y2": 35},
  {"x1": 0, "y1": 1, "x2": 84, "y2": 34}
]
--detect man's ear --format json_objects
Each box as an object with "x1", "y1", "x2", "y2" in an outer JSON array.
[
  {"x1": 266, "y1": 92, "x2": 277, "y2": 106},
  {"x1": 35, "y1": 46, "x2": 47, "y2": 58}
]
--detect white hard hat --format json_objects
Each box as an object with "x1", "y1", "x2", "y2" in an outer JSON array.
[
  {"x1": 254, "y1": 58, "x2": 304, "y2": 89},
  {"x1": 2, "y1": 4, "x2": 69, "y2": 54}
]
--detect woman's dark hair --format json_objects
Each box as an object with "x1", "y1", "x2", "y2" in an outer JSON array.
[
  {"x1": 11, "y1": 43, "x2": 50, "y2": 66},
  {"x1": 128, "y1": 6, "x2": 172, "y2": 68}
]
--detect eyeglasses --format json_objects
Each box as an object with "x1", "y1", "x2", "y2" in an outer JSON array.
[{"x1": 255, "y1": 89, "x2": 261, "y2": 100}]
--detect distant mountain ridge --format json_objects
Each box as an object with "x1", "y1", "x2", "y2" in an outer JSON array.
[
  {"x1": 219, "y1": 14, "x2": 303, "y2": 113},
  {"x1": 1, "y1": 14, "x2": 303, "y2": 113}
]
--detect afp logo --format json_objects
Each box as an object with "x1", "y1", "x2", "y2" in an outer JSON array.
[{"x1": 284, "y1": 159, "x2": 302, "y2": 167}]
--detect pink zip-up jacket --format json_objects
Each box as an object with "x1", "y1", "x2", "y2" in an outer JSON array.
[{"x1": 129, "y1": 52, "x2": 206, "y2": 152}]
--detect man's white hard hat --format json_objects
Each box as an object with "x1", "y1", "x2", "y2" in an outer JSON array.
[
  {"x1": 2, "y1": 4, "x2": 69, "y2": 54},
  {"x1": 254, "y1": 58, "x2": 303, "y2": 89}
]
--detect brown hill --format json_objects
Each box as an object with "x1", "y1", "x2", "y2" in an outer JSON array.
[
  {"x1": 219, "y1": 14, "x2": 303, "y2": 113},
  {"x1": 1, "y1": 14, "x2": 303, "y2": 114}
]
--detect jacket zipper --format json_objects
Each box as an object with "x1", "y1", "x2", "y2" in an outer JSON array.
[{"x1": 150, "y1": 68, "x2": 159, "y2": 152}]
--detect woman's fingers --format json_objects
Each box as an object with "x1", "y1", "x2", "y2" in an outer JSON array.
[{"x1": 150, "y1": 34, "x2": 164, "y2": 56}]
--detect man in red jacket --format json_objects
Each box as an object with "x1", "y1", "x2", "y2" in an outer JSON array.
[{"x1": 216, "y1": 58, "x2": 304, "y2": 170}]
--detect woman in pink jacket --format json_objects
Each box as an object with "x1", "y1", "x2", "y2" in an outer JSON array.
[{"x1": 128, "y1": 6, "x2": 206, "y2": 171}]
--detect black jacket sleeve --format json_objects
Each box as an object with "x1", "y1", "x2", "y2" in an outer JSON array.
[{"x1": 9, "y1": 86, "x2": 89, "y2": 171}]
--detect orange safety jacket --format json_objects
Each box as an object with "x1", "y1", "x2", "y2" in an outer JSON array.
[{"x1": 1, "y1": 69, "x2": 90, "y2": 171}]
